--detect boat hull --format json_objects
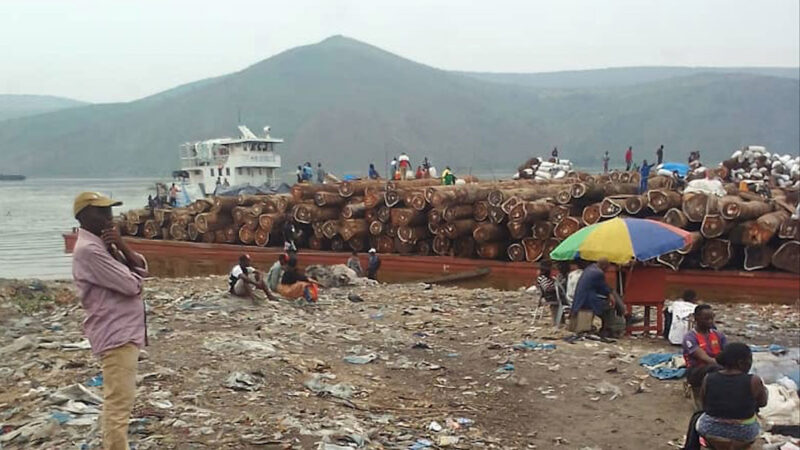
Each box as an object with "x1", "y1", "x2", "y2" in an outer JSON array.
[{"x1": 63, "y1": 232, "x2": 799, "y2": 304}]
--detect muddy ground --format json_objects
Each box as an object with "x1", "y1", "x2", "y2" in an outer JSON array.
[{"x1": 0, "y1": 276, "x2": 798, "y2": 449}]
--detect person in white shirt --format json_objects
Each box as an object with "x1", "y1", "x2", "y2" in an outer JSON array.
[{"x1": 229, "y1": 254, "x2": 275, "y2": 303}]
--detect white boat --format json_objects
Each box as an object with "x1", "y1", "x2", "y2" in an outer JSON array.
[{"x1": 177, "y1": 125, "x2": 284, "y2": 196}]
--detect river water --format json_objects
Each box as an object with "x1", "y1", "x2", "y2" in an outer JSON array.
[{"x1": 0, "y1": 178, "x2": 159, "y2": 279}]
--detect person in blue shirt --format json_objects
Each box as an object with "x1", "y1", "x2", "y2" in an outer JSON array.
[
  {"x1": 639, "y1": 159, "x2": 655, "y2": 193},
  {"x1": 368, "y1": 163, "x2": 380, "y2": 180},
  {"x1": 571, "y1": 258, "x2": 627, "y2": 336}
]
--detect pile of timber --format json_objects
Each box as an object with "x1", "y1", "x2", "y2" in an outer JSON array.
[{"x1": 116, "y1": 172, "x2": 800, "y2": 274}]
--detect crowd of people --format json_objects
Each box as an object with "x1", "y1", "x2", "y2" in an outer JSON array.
[{"x1": 294, "y1": 154, "x2": 457, "y2": 186}]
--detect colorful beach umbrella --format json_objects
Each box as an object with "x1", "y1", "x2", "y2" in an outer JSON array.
[{"x1": 549, "y1": 217, "x2": 691, "y2": 265}]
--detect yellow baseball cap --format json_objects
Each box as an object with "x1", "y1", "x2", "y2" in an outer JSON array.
[{"x1": 73, "y1": 191, "x2": 122, "y2": 218}]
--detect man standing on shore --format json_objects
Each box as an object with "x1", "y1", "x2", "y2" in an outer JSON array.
[
  {"x1": 656, "y1": 145, "x2": 664, "y2": 165},
  {"x1": 72, "y1": 192, "x2": 149, "y2": 450}
]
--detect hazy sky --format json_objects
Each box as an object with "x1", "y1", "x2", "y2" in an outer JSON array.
[{"x1": 2, "y1": 0, "x2": 798, "y2": 103}]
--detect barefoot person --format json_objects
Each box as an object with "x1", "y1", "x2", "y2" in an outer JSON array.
[
  {"x1": 229, "y1": 254, "x2": 276, "y2": 302},
  {"x1": 72, "y1": 192, "x2": 149, "y2": 450}
]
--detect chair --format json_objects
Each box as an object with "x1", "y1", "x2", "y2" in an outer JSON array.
[{"x1": 550, "y1": 282, "x2": 571, "y2": 328}]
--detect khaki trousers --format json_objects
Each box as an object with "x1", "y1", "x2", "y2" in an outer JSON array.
[{"x1": 101, "y1": 343, "x2": 139, "y2": 450}]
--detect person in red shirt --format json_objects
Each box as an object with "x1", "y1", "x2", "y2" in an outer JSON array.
[
  {"x1": 415, "y1": 165, "x2": 424, "y2": 179},
  {"x1": 625, "y1": 146, "x2": 633, "y2": 171}
]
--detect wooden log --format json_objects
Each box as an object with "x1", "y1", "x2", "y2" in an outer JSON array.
[
  {"x1": 720, "y1": 197, "x2": 774, "y2": 220},
  {"x1": 376, "y1": 206, "x2": 391, "y2": 223},
  {"x1": 369, "y1": 220, "x2": 384, "y2": 236},
  {"x1": 291, "y1": 183, "x2": 339, "y2": 202},
  {"x1": 153, "y1": 208, "x2": 169, "y2": 226},
  {"x1": 264, "y1": 194, "x2": 294, "y2": 214},
  {"x1": 387, "y1": 178, "x2": 447, "y2": 191},
  {"x1": 473, "y1": 201, "x2": 490, "y2": 221},
  {"x1": 772, "y1": 241, "x2": 800, "y2": 274},
  {"x1": 341, "y1": 202, "x2": 367, "y2": 219},
  {"x1": 186, "y1": 222, "x2": 200, "y2": 241},
  {"x1": 385, "y1": 224, "x2": 398, "y2": 238},
  {"x1": 170, "y1": 223, "x2": 187, "y2": 241},
  {"x1": 202, "y1": 231, "x2": 215, "y2": 243},
  {"x1": 338, "y1": 179, "x2": 383, "y2": 198},
  {"x1": 428, "y1": 221, "x2": 442, "y2": 235},
  {"x1": 126, "y1": 208, "x2": 152, "y2": 224},
  {"x1": 416, "y1": 239, "x2": 433, "y2": 256},
  {"x1": 646, "y1": 175, "x2": 673, "y2": 191},
  {"x1": 624, "y1": 195, "x2": 649, "y2": 215},
  {"x1": 376, "y1": 235, "x2": 394, "y2": 253},
  {"x1": 453, "y1": 236, "x2": 476, "y2": 258},
  {"x1": 507, "y1": 220, "x2": 530, "y2": 240},
  {"x1": 330, "y1": 236, "x2": 345, "y2": 252},
  {"x1": 428, "y1": 208, "x2": 443, "y2": 225},
  {"x1": 238, "y1": 226, "x2": 255, "y2": 244},
  {"x1": 600, "y1": 197, "x2": 624, "y2": 218},
  {"x1": 433, "y1": 235, "x2": 452, "y2": 255},
  {"x1": 435, "y1": 184, "x2": 491, "y2": 208},
  {"x1": 293, "y1": 204, "x2": 339, "y2": 224},
  {"x1": 555, "y1": 188, "x2": 573, "y2": 205},
  {"x1": 314, "y1": 191, "x2": 348, "y2": 207},
  {"x1": 195, "y1": 210, "x2": 233, "y2": 233},
  {"x1": 488, "y1": 206, "x2": 507, "y2": 225},
  {"x1": 522, "y1": 238, "x2": 544, "y2": 262},
  {"x1": 663, "y1": 208, "x2": 690, "y2": 229},
  {"x1": 322, "y1": 220, "x2": 341, "y2": 239},
  {"x1": 237, "y1": 194, "x2": 271, "y2": 206},
  {"x1": 602, "y1": 183, "x2": 639, "y2": 196},
  {"x1": 254, "y1": 228, "x2": 270, "y2": 247},
  {"x1": 125, "y1": 221, "x2": 141, "y2": 236},
  {"x1": 679, "y1": 231, "x2": 704, "y2": 255},
  {"x1": 212, "y1": 196, "x2": 239, "y2": 213},
  {"x1": 193, "y1": 199, "x2": 215, "y2": 214},
  {"x1": 571, "y1": 182, "x2": 605, "y2": 202},
  {"x1": 394, "y1": 237, "x2": 416, "y2": 255},
  {"x1": 473, "y1": 223, "x2": 509, "y2": 243},
  {"x1": 744, "y1": 245, "x2": 775, "y2": 271},
  {"x1": 779, "y1": 218, "x2": 799, "y2": 240},
  {"x1": 398, "y1": 225, "x2": 429, "y2": 243},
  {"x1": 364, "y1": 208, "x2": 377, "y2": 223},
  {"x1": 508, "y1": 200, "x2": 551, "y2": 223},
  {"x1": 390, "y1": 208, "x2": 426, "y2": 227},
  {"x1": 444, "y1": 219, "x2": 476, "y2": 239},
  {"x1": 532, "y1": 221, "x2": 554, "y2": 239},
  {"x1": 242, "y1": 214, "x2": 259, "y2": 231},
  {"x1": 424, "y1": 185, "x2": 458, "y2": 204},
  {"x1": 701, "y1": 214, "x2": 734, "y2": 239},
  {"x1": 476, "y1": 242, "x2": 503, "y2": 259},
  {"x1": 554, "y1": 216, "x2": 582, "y2": 239},
  {"x1": 258, "y1": 213, "x2": 284, "y2": 231},
  {"x1": 582, "y1": 203, "x2": 602, "y2": 225},
  {"x1": 405, "y1": 190, "x2": 428, "y2": 211},
  {"x1": 308, "y1": 235, "x2": 326, "y2": 250},
  {"x1": 384, "y1": 189, "x2": 405, "y2": 207},
  {"x1": 507, "y1": 242, "x2": 526, "y2": 261},
  {"x1": 348, "y1": 237, "x2": 368, "y2": 252},
  {"x1": 487, "y1": 185, "x2": 566, "y2": 207},
  {"x1": 542, "y1": 238, "x2": 562, "y2": 261},
  {"x1": 143, "y1": 220, "x2": 162, "y2": 239},
  {"x1": 742, "y1": 210, "x2": 791, "y2": 246},
  {"x1": 363, "y1": 191, "x2": 384, "y2": 209},
  {"x1": 682, "y1": 192, "x2": 719, "y2": 223},
  {"x1": 647, "y1": 190, "x2": 682, "y2": 214},
  {"x1": 657, "y1": 252, "x2": 684, "y2": 271},
  {"x1": 548, "y1": 204, "x2": 571, "y2": 223},
  {"x1": 701, "y1": 239, "x2": 732, "y2": 270},
  {"x1": 311, "y1": 221, "x2": 325, "y2": 239}
]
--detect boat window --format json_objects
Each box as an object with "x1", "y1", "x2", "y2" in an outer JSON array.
[
  {"x1": 226, "y1": 168, "x2": 230, "y2": 176},
  {"x1": 210, "y1": 168, "x2": 214, "y2": 176}
]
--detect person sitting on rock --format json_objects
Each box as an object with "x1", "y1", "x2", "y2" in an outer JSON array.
[
  {"x1": 697, "y1": 343, "x2": 767, "y2": 449},
  {"x1": 277, "y1": 258, "x2": 319, "y2": 303},
  {"x1": 346, "y1": 251, "x2": 363, "y2": 277},
  {"x1": 229, "y1": 254, "x2": 276, "y2": 303}
]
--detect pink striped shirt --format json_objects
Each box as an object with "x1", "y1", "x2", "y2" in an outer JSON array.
[{"x1": 72, "y1": 228, "x2": 148, "y2": 356}]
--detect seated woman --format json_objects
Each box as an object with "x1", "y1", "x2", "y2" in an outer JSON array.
[
  {"x1": 277, "y1": 259, "x2": 319, "y2": 303},
  {"x1": 697, "y1": 343, "x2": 768, "y2": 449}
]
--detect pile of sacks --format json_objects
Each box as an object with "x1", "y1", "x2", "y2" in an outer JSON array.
[
  {"x1": 515, "y1": 157, "x2": 574, "y2": 181},
  {"x1": 725, "y1": 145, "x2": 800, "y2": 188}
]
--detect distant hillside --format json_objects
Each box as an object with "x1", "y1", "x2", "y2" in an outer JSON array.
[
  {"x1": 0, "y1": 94, "x2": 86, "y2": 121},
  {"x1": 461, "y1": 66, "x2": 800, "y2": 89},
  {"x1": 1, "y1": 36, "x2": 798, "y2": 177}
]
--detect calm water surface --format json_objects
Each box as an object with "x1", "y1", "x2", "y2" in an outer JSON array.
[{"x1": 0, "y1": 178, "x2": 159, "y2": 279}]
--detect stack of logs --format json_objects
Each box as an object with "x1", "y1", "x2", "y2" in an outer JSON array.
[{"x1": 115, "y1": 172, "x2": 800, "y2": 274}]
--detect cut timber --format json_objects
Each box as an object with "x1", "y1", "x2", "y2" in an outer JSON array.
[
  {"x1": 254, "y1": 228, "x2": 270, "y2": 247},
  {"x1": 143, "y1": 220, "x2": 161, "y2": 239},
  {"x1": 348, "y1": 237, "x2": 367, "y2": 252},
  {"x1": 363, "y1": 192, "x2": 383, "y2": 209},
  {"x1": 624, "y1": 195, "x2": 649, "y2": 215},
  {"x1": 476, "y1": 242, "x2": 503, "y2": 259},
  {"x1": 339, "y1": 219, "x2": 369, "y2": 241},
  {"x1": 744, "y1": 245, "x2": 775, "y2": 271},
  {"x1": 330, "y1": 236, "x2": 345, "y2": 252},
  {"x1": 201, "y1": 231, "x2": 215, "y2": 243},
  {"x1": 338, "y1": 180, "x2": 383, "y2": 198},
  {"x1": 416, "y1": 239, "x2": 433, "y2": 256},
  {"x1": 533, "y1": 221, "x2": 555, "y2": 240},
  {"x1": 258, "y1": 213, "x2": 284, "y2": 231},
  {"x1": 657, "y1": 252, "x2": 684, "y2": 271},
  {"x1": 390, "y1": 208, "x2": 426, "y2": 227},
  {"x1": 701, "y1": 214, "x2": 734, "y2": 239},
  {"x1": 603, "y1": 183, "x2": 639, "y2": 196},
  {"x1": 384, "y1": 190, "x2": 405, "y2": 207},
  {"x1": 682, "y1": 192, "x2": 719, "y2": 223},
  {"x1": 444, "y1": 219, "x2": 476, "y2": 239},
  {"x1": 377, "y1": 206, "x2": 391, "y2": 223},
  {"x1": 369, "y1": 221, "x2": 384, "y2": 236},
  {"x1": 555, "y1": 188, "x2": 572, "y2": 205},
  {"x1": 488, "y1": 207, "x2": 507, "y2": 225},
  {"x1": 571, "y1": 182, "x2": 604, "y2": 202},
  {"x1": 522, "y1": 238, "x2": 544, "y2": 261},
  {"x1": 195, "y1": 211, "x2": 233, "y2": 233},
  {"x1": 308, "y1": 235, "x2": 325, "y2": 250},
  {"x1": 314, "y1": 191, "x2": 348, "y2": 207},
  {"x1": 398, "y1": 225, "x2": 429, "y2": 243},
  {"x1": 290, "y1": 183, "x2": 339, "y2": 202},
  {"x1": 321, "y1": 220, "x2": 341, "y2": 239},
  {"x1": 549, "y1": 205, "x2": 571, "y2": 223},
  {"x1": 647, "y1": 190, "x2": 682, "y2": 214},
  {"x1": 663, "y1": 208, "x2": 690, "y2": 229},
  {"x1": 507, "y1": 220, "x2": 531, "y2": 240},
  {"x1": 427, "y1": 209, "x2": 443, "y2": 225},
  {"x1": 779, "y1": 219, "x2": 799, "y2": 240},
  {"x1": 376, "y1": 235, "x2": 394, "y2": 254},
  {"x1": 600, "y1": 197, "x2": 624, "y2": 218},
  {"x1": 433, "y1": 235, "x2": 452, "y2": 256},
  {"x1": 443, "y1": 204, "x2": 474, "y2": 222},
  {"x1": 453, "y1": 237, "x2": 476, "y2": 258},
  {"x1": 394, "y1": 237, "x2": 415, "y2": 255},
  {"x1": 237, "y1": 194, "x2": 271, "y2": 206},
  {"x1": 364, "y1": 208, "x2": 377, "y2": 223},
  {"x1": 542, "y1": 238, "x2": 562, "y2": 261},
  {"x1": 554, "y1": 216, "x2": 582, "y2": 239},
  {"x1": 507, "y1": 242, "x2": 526, "y2": 261},
  {"x1": 508, "y1": 200, "x2": 552, "y2": 223},
  {"x1": 742, "y1": 210, "x2": 791, "y2": 246},
  {"x1": 385, "y1": 224, "x2": 398, "y2": 238},
  {"x1": 428, "y1": 221, "x2": 441, "y2": 235},
  {"x1": 405, "y1": 190, "x2": 428, "y2": 211},
  {"x1": 213, "y1": 196, "x2": 239, "y2": 213},
  {"x1": 126, "y1": 209, "x2": 152, "y2": 224},
  {"x1": 293, "y1": 204, "x2": 339, "y2": 224},
  {"x1": 311, "y1": 221, "x2": 324, "y2": 239},
  {"x1": 238, "y1": 226, "x2": 255, "y2": 244},
  {"x1": 473, "y1": 201, "x2": 490, "y2": 221},
  {"x1": 701, "y1": 239, "x2": 732, "y2": 270},
  {"x1": 772, "y1": 241, "x2": 800, "y2": 274},
  {"x1": 679, "y1": 231, "x2": 704, "y2": 255},
  {"x1": 169, "y1": 223, "x2": 187, "y2": 241},
  {"x1": 720, "y1": 197, "x2": 774, "y2": 220},
  {"x1": 341, "y1": 202, "x2": 367, "y2": 219},
  {"x1": 582, "y1": 203, "x2": 602, "y2": 225},
  {"x1": 473, "y1": 223, "x2": 509, "y2": 243},
  {"x1": 242, "y1": 214, "x2": 259, "y2": 231},
  {"x1": 432, "y1": 185, "x2": 490, "y2": 209}
]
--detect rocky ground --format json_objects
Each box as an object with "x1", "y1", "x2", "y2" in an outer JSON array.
[{"x1": 0, "y1": 276, "x2": 798, "y2": 449}]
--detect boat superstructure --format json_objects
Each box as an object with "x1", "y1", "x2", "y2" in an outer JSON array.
[{"x1": 179, "y1": 126, "x2": 283, "y2": 195}]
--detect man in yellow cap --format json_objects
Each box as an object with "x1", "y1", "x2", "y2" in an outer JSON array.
[{"x1": 72, "y1": 192, "x2": 149, "y2": 450}]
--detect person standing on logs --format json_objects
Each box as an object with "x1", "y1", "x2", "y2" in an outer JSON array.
[
  {"x1": 639, "y1": 159, "x2": 655, "y2": 193},
  {"x1": 551, "y1": 146, "x2": 559, "y2": 162},
  {"x1": 368, "y1": 163, "x2": 380, "y2": 180},
  {"x1": 656, "y1": 145, "x2": 664, "y2": 165},
  {"x1": 398, "y1": 152, "x2": 411, "y2": 180},
  {"x1": 625, "y1": 146, "x2": 633, "y2": 171},
  {"x1": 602, "y1": 151, "x2": 610, "y2": 173},
  {"x1": 367, "y1": 248, "x2": 381, "y2": 280},
  {"x1": 72, "y1": 192, "x2": 149, "y2": 450},
  {"x1": 316, "y1": 162, "x2": 326, "y2": 184}
]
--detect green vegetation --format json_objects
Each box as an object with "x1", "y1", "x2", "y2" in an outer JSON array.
[
  {"x1": 0, "y1": 94, "x2": 86, "y2": 121},
  {"x1": 1, "y1": 36, "x2": 797, "y2": 177}
]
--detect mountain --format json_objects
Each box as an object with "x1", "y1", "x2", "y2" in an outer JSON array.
[
  {"x1": 1, "y1": 36, "x2": 798, "y2": 178},
  {"x1": 460, "y1": 66, "x2": 800, "y2": 89},
  {"x1": 0, "y1": 94, "x2": 87, "y2": 121}
]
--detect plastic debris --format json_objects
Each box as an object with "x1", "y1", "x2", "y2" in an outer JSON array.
[{"x1": 222, "y1": 372, "x2": 262, "y2": 391}]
